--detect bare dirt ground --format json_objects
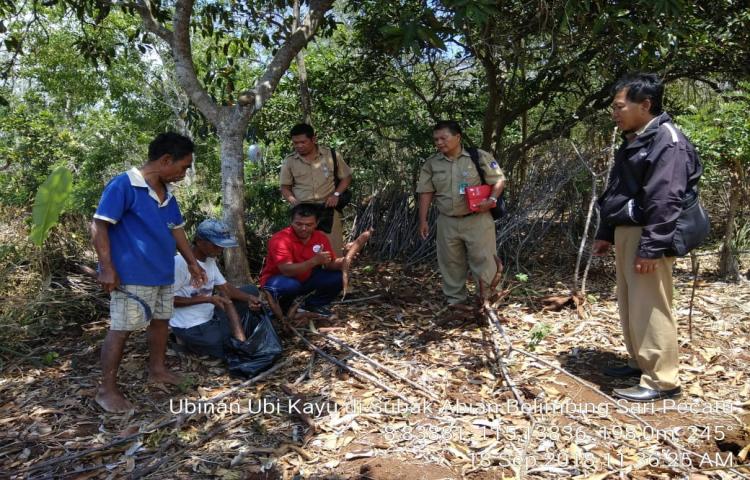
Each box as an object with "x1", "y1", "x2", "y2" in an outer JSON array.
[{"x1": 0, "y1": 253, "x2": 748, "y2": 479}]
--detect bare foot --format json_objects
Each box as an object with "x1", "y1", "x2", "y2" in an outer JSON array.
[
  {"x1": 95, "y1": 387, "x2": 134, "y2": 413},
  {"x1": 148, "y1": 368, "x2": 183, "y2": 385}
]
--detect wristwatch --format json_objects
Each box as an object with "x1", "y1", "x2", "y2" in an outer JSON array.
[
  {"x1": 333, "y1": 192, "x2": 341, "y2": 197},
  {"x1": 488, "y1": 196, "x2": 497, "y2": 203}
]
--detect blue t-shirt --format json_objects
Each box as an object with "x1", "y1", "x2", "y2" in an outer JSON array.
[{"x1": 94, "y1": 168, "x2": 185, "y2": 286}]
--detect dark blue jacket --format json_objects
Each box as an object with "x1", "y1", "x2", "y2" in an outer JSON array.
[{"x1": 595, "y1": 113, "x2": 703, "y2": 258}]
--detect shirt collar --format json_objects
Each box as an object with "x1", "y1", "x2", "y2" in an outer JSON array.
[
  {"x1": 292, "y1": 145, "x2": 327, "y2": 164},
  {"x1": 439, "y1": 148, "x2": 470, "y2": 162},
  {"x1": 126, "y1": 167, "x2": 174, "y2": 206},
  {"x1": 635, "y1": 116, "x2": 659, "y2": 136},
  {"x1": 285, "y1": 226, "x2": 320, "y2": 245}
]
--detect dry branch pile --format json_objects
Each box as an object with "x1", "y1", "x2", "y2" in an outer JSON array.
[{"x1": 349, "y1": 142, "x2": 606, "y2": 271}]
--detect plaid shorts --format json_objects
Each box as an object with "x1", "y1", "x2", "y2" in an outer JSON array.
[{"x1": 110, "y1": 284, "x2": 174, "y2": 331}]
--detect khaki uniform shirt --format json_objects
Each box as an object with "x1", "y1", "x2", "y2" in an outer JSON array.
[
  {"x1": 416, "y1": 148, "x2": 505, "y2": 217},
  {"x1": 280, "y1": 145, "x2": 352, "y2": 203}
]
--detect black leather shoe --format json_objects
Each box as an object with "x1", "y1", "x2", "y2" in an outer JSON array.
[
  {"x1": 602, "y1": 365, "x2": 642, "y2": 378},
  {"x1": 612, "y1": 385, "x2": 681, "y2": 402}
]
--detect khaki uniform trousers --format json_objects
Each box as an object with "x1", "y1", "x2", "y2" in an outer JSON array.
[
  {"x1": 436, "y1": 212, "x2": 498, "y2": 304},
  {"x1": 615, "y1": 226, "x2": 679, "y2": 391},
  {"x1": 327, "y1": 209, "x2": 344, "y2": 257}
]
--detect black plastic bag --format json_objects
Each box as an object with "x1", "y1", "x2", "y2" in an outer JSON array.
[{"x1": 225, "y1": 309, "x2": 282, "y2": 378}]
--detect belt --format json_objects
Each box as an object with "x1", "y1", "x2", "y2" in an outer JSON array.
[{"x1": 446, "y1": 212, "x2": 477, "y2": 218}]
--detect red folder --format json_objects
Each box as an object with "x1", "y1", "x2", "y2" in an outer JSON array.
[{"x1": 465, "y1": 184, "x2": 491, "y2": 212}]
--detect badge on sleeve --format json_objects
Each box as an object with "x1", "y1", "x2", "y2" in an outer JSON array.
[{"x1": 490, "y1": 161, "x2": 499, "y2": 169}]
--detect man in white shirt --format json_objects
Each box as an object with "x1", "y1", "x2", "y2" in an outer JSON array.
[{"x1": 170, "y1": 219, "x2": 262, "y2": 359}]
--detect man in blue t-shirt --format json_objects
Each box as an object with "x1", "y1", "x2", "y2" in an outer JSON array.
[{"x1": 91, "y1": 132, "x2": 207, "y2": 413}]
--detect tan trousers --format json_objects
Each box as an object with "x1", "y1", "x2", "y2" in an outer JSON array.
[
  {"x1": 615, "y1": 226, "x2": 679, "y2": 391},
  {"x1": 325, "y1": 209, "x2": 344, "y2": 257},
  {"x1": 436, "y1": 212, "x2": 498, "y2": 304}
]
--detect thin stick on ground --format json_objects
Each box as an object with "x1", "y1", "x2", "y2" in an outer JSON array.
[
  {"x1": 306, "y1": 328, "x2": 439, "y2": 401},
  {"x1": 280, "y1": 383, "x2": 318, "y2": 435},
  {"x1": 688, "y1": 252, "x2": 699, "y2": 342},
  {"x1": 293, "y1": 351, "x2": 316, "y2": 385},
  {"x1": 282, "y1": 317, "x2": 413, "y2": 404},
  {"x1": 482, "y1": 304, "x2": 526, "y2": 410},
  {"x1": 334, "y1": 294, "x2": 382, "y2": 304}
]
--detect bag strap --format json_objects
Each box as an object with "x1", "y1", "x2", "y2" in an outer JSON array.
[
  {"x1": 331, "y1": 148, "x2": 340, "y2": 186},
  {"x1": 466, "y1": 147, "x2": 487, "y2": 185}
]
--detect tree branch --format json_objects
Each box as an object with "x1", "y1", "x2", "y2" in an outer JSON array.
[
  {"x1": 237, "y1": 0, "x2": 334, "y2": 117},
  {"x1": 156, "y1": 0, "x2": 220, "y2": 124},
  {"x1": 132, "y1": 0, "x2": 172, "y2": 44}
]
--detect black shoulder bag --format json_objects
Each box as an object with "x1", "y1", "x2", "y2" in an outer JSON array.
[{"x1": 467, "y1": 147, "x2": 507, "y2": 220}]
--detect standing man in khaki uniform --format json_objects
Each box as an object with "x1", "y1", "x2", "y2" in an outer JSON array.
[
  {"x1": 417, "y1": 120, "x2": 505, "y2": 305},
  {"x1": 280, "y1": 123, "x2": 352, "y2": 256},
  {"x1": 594, "y1": 73, "x2": 702, "y2": 402}
]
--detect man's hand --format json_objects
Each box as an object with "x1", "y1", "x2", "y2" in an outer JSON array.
[
  {"x1": 325, "y1": 194, "x2": 339, "y2": 208},
  {"x1": 634, "y1": 256, "x2": 659, "y2": 274},
  {"x1": 312, "y1": 250, "x2": 333, "y2": 266},
  {"x1": 187, "y1": 262, "x2": 207, "y2": 288},
  {"x1": 211, "y1": 295, "x2": 233, "y2": 311},
  {"x1": 97, "y1": 266, "x2": 120, "y2": 293},
  {"x1": 476, "y1": 198, "x2": 496, "y2": 213},
  {"x1": 419, "y1": 221, "x2": 430, "y2": 240},
  {"x1": 248, "y1": 295, "x2": 262, "y2": 311},
  {"x1": 592, "y1": 240, "x2": 612, "y2": 257},
  {"x1": 288, "y1": 196, "x2": 300, "y2": 206}
]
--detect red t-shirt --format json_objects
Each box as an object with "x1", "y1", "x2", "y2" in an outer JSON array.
[{"x1": 259, "y1": 227, "x2": 335, "y2": 286}]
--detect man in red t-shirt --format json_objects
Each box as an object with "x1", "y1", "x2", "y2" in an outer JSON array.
[{"x1": 260, "y1": 203, "x2": 346, "y2": 316}]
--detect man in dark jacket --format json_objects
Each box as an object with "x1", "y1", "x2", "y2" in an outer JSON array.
[{"x1": 593, "y1": 73, "x2": 702, "y2": 402}]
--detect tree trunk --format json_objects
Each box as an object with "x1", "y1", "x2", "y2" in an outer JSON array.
[
  {"x1": 718, "y1": 158, "x2": 741, "y2": 280},
  {"x1": 293, "y1": 0, "x2": 313, "y2": 124},
  {"x1": 480, "y1": 61, "x2": 498, "y2": 151},
  {"x1": 296, "y1": 54, "x2": 313, "y2": 124},
  {"x1": 218, "y1": 117, "x2": 252, "y2": 284}
]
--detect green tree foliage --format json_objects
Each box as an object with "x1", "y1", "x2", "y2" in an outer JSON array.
[
  {"x1": 0, "y1": 11, "x2": 188, "y2": 211},
  {"x1": 679, "y1": 85, "x2": 750, "y2": 278},
  {"x1": 679, "y1": 87, "x2": 750, "y2": 190},
  {"x1": 350, "y1": 0, "x2": 750, "y2": 173}
]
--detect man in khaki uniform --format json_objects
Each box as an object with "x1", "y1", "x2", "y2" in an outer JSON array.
[
  {"x1": 280, "y1": 123, "x2": 352, "y2": 255},
  {"x1": 417, "y1": 120, "x2": 505, "y2": 305}
]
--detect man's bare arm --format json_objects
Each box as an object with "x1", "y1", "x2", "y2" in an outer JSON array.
[
  {"x1": 172, "y1": 228, "x2": 207, "y2": 287},
  {"x1": 91, "y1": 219, "x2": 119, "y2": 292}
]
